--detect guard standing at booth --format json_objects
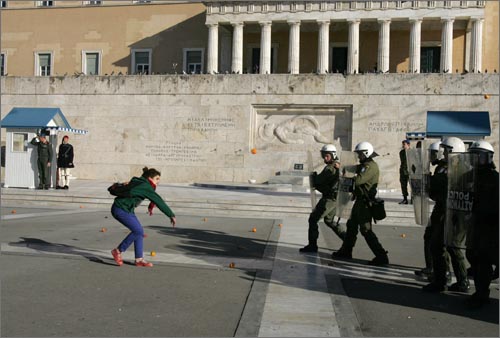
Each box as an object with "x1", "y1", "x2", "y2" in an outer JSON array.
[{"x1": 31, "y1": 131, "x2": 53, "y2": 190}]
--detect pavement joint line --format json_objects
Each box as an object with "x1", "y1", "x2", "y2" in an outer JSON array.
[{"x1": 1, "y1": 209, "x2": 101, "y2": 220}]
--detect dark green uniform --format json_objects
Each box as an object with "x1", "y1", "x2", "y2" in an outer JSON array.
[
  {"x1": 466, "y1": 164, "x2": 499, "y2": 306},
  {"x1": 399, "y1": 149, "x2": 409, "y2": 199},
  {"x1": 307, "y1": 162, "x2": 345, "y2": 245},
  {"x1": 31, "y1": 136, "x2": 53, "y2": 189},
  {"x1": 425, "y1": 159, "x2": 468, "y2": 291},
  {"x1": 336, "y1": 158, "x2": 388, "y2": 261}
]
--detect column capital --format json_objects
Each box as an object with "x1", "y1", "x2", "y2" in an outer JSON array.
[
  {"x1": 470, "y1": 16, "x2": 485, "y2": 22},
  {"x1": 347, "y1": 18, "x2": 361, "y2": 24},
  {"x1": 441, "y1": 17, "x2": 455, "y2": 23},
  {"x1": 316, "y1": 19, "x2": 331, "y2": 25},
  {"x1": 287, "y1": 19, "x2": 301, "y2": 26},
  {"x1": 409, "y1": 18, "x2": 423, "y2": 24},
  {"x1": 377, "y1": 18, "x2": 391, "y2": 24},
  {"x1": 259, "y1": 21, "x2": 272, "y2": 27},
  {"x1": 206, "y1": 22, "x2": 219, "y2": 28},
  {"x1": 231, "y1": 22, "x2": 244, "y2": 27}
]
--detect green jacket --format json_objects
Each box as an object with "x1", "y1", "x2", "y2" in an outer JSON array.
[
  {"x1": 31, "y1": 137, "x2": 53, "y2": 160},
  {"x1": 351, "y1": 158, "x2": 379, "y2": 222},
  {"x1": 313, "y1": 163, "x2": 339, "y2": 198},
  {"x1": 113, "y1": 176, "x2": 175, "y2": 217}
]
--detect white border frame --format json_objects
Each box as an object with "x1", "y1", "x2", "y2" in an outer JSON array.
[
  {"x1": 34, "y1": 51, "x2": 54, "y2": 76},
  {"x1": 131, "y1": 48, "x2": 152, "y2": 75},
  {"x1": 182, "y1": 48, "x2": 205, "y2": 74},
  {"x1": 82, "y1": 0, "x2": 102, "y2": 5},
  {"x1": 36, "y1": 0, "x2": 55, "y2": 7},
  {"x1": 0, "y1": 52, "x2": 6, "y2": 76},
  {"x1": 82, "y1": 50, "x2": 102, "y2": 75}
]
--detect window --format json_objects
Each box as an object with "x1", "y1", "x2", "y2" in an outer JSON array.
[
  {"x1": 1, "y1": 1, "x2": 7, "y2": 8},
  {"x1": 183, "y1": 48, "x2": 204, "y2": 74},
  {"x1": 35, "y1": 52, "x2": 52, "y2": 76},
  {"x1": 133, "y1": 0, "x2": 152, "y2": 3},
  {"x1": 421, "y1": 47, "x2": 441, "y2": 73},
  {"x1": 83, "y1": 0, "x2": 102, "y2": 4},
  {"x1": 12, "y1": 133, "x2": 28, "y2": 152},
  {"x1": 131, "y1": 49, "x2": 151, "y2": 74},
  {"x1": 331, "y1": 46, "x2": 348, "y2": 74},
  {"x1": 37, "y1": 1, "x2": 54, "y2": 6},
  {"x1": 0, "y1": 53, "x2": 5, "y2": 76},
  {"x1": 82, "y1": 51, "x2": 101, "y2": 75}
]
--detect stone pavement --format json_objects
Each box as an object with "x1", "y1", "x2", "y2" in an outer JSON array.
[{"x1": 3, "y1": 180, "x2": 496, "y2": 337}]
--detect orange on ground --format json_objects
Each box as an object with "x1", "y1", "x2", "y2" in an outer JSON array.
[
  {"x1": 251, "y1": 148, "x2": 257, "y2": 154},
  {"x1": 229, "y1": 262, "x2": 235, "y2": 268},
  {"x1": 252, "y1": 228, "x2": 257, "y2": 232},
  {"x1": 150, "y1": 251, "x2": 156, "y2": 257}
]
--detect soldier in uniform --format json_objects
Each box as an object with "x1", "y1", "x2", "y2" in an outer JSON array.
[
  {"x1": 423, "y1": 137, "x2": 469, "y2": 293},
  {"x1": 30, "y1": 131, "x2": 53, "y2": 190},
  {"x1": 465, "y1": 140, "x2": 499, "y2": 309},
  {"x1": 300, "y1": 144, "x2": 344, "y2": 253},
  {"x1": 399, "y1": 139, "x2": 411, "y2": 204},
  {"x1": 332, "y1": 141, "x2": 389, "y2": 266}
]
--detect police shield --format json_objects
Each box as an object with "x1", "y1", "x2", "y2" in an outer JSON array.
[
  {"x1": 406, "y1": 147, "x2": 430, "y2": 225},
  {"x1": 336, "y1": 151, "x2": 359, "y2": 219},
  {"x1": 444, "y1": 153, "x2": 478, "y2": 249}
]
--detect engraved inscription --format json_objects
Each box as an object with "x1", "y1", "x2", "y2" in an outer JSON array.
[
  {"x1": 368, "y1": 120, "x2": 425, "y2": 133},
  {"x1": 145, "y1": 142, "x2": 206, "y2": 163},
  {"x1": 181, "y1": 117, "x2": 236, "y2": 132}
]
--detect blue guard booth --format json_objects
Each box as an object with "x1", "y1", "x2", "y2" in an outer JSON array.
[
  {"x1": 406, "y1": 111, "x2": 491, "y2": 145},
  {"x1": 1, "y1": 107, "x2": 88, "y2": 189}
]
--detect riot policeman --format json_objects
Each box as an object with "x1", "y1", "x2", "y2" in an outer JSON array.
[
  {"x1": 332, "y1": 142, "x2": 389, "y2": 265},
  {"x1": 300, "y1": 144, "x2": 345, "y2": 253},
  {"x1": 465, "y1": 140, "x2": 498, "y2": 308},
  {"x1": 423, "y1": 136, "x2": 469, "y2": 293}
]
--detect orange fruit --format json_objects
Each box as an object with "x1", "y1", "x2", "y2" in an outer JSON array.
[
  {"x1": 401, "y1": 233, "x2": 406, "y2": 238},
  {"x1": 484, "y1": 94, "x2": 490, "y2": 99},
  {"x1": 278, "y1": 223, "x2": 283, "y2": 227},
  {"x1": 11, "y1": 210, "x2": 16, "y2": 214},
  {"x1": 203, "y1": 218, "x2": 208, "y2": 222},
  {"x1": 252, "y1": 227, "x2": 257, "y2": 232},
  {"x1": 80, "y1": 205, "x2": 84, "y2": 208},
  {"x1": 251, "y1": 148, "x2": 257, "y2": 154},
  {"x1": 150, "y1": 251, "x2": 156, "y2": 257},
  {"x1": 229, "y1": 262, "x2": 235, "y2": 268}
]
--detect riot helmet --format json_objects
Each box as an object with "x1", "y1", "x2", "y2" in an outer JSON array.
[
  {"x1": 354, "y1": 141, "x2": 374, "y2": 161},
  {"x1": 428, "y1": 141, "x2": 442, "y2": 162},
  {"x1": 320, "y1": 144, "x2": 338, "y2": 163},
  {"x1": 440, "y1": 137, "x2": 465, "y2": 162},
  {"x1": 469, "y1": 140, "x2": 495, "y2": 165}
]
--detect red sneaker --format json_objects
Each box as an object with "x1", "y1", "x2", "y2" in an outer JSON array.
[
  {"x1": 135, "y1": 260, "x2": 153, "y2": 267},
  {"x1": 111, "y1": 249, "x2": 123, "y2": 266}
]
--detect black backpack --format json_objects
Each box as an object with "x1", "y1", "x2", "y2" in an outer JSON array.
[{"x1": 107, "y1": 179, "x2": 143, "y2": 198}]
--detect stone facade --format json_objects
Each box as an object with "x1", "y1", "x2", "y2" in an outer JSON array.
[{"x1": 1, "y1": 73, "x2": 498, "y2": 190}]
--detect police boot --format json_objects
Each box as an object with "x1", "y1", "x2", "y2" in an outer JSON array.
[
  {"x1": 398, "y1": 197, "x2": 408, "y2": 205},
  {"x1": 422, "y1": 282, "x2": 447, "y2": 293},
  {"x1": 369, "y1": 251, "x2": 389, "y2": 266},
  {"x1": 448, "y1": 281, "x2": 470, "y2": 293},
  {"x1": 415, "y1": 267, "x2": 432, "y2": 277},
  {"x1": 331, "y1": 248, "x2": 352, "y2": 259},
  {"x1": 299, "y1": 242, "x2": 318, "y2": 253}
]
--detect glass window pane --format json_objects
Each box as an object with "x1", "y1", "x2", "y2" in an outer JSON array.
[
  {"x1": 39, "y1": 54, "x2": 50, "y2": 67},
  {"x1": 135, "y1": 52, "x2": 149, "y2": 64},
  {"x1": 1, "y1": 54, "x2": 4, "y2": 76},
  {"x1": 86, "y1": 53, "x2": 98, "y2": 75},
  {"x1": 12, "y1": 133, "x2": 28, "y2": 152},
  {"x1": 187, "y1": 51, "x2": 201, "y2": 64}
]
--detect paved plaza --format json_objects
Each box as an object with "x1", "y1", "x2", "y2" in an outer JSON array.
[{"x1": 0, "y1": 181, "x2": 498, "y2": 337}]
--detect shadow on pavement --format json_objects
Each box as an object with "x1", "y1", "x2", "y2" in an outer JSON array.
[{"x1": 8, "y1": 237, "x2": 116, "y2": 266}]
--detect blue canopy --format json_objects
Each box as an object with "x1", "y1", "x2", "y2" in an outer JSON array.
[
  {"x1": 426, "y1": 111, "x2": 490, "y2": 138},
  {"x1": 1, "y1": 107, "x2": 87, "y2": 134}
]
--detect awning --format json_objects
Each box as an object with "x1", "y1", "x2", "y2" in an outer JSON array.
[
  {"x1": 426, "y1": 111, "x2": 491, "y2": 138},
  {"x1": 1, "y1": 107, "x2": 88, "y2": 134},
  {"x1": 405, "y1": 132, "x2": 426, "y2": 140}
]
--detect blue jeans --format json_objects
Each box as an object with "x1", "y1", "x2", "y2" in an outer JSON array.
[{"x1": 111, "y1": 204, "x2": 144, "y2": 259}]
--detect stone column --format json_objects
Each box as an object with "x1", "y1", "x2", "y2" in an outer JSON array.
[
  {"x1": 440, "y1": 17, "x2": 454, "y2": 73},
  {"x1": 377, "y1": 19, "x2": 391, "y2": 73},
  {"x1": 469, "y1": 17, "x2": 484, "y2": 73},
  {"x1": 259, "y1": 21, "x2": 272, "y2": 74},
  {"x1": 288, "y1": 20, "x2": 301, "y2": 74},
  {"x1": 317, "y1": 20, "x2": 330, "y2": 74},
  {"x1": 347, "y1": 19, "x2": 360, "y2": 74},
  {"x1": 409, "y1": 18, "x2": 422, "y2": 73},
  {"x1": 231, "y1": 22, "x2": 244, "y2": 74},
  {"x1": 207, "y1": 23, "x2": 219, "y2": 74}
]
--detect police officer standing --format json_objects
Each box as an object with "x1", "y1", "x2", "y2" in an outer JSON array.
[
  {"x1": 30, "y1": 131, "x2": 53, "y2": 190},
  {"x1": 300, "y1": 144, "x2": 345, "y2": 253},
  {"x1": 423, "y1": 137, "x2": 469, "y2": 293},
  {"x1": 332, "y1": 141, "x2": 389, "y2": 266},
  {"x1": 465, "y1": 140, "x2": 498, "y2": 309},
  {"x1": 399, "y1": 139, "x2": 411, "y2": 204}
]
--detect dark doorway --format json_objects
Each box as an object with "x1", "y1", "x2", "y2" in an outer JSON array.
[
  {"x1": 251, "y1": 48, "x2": 274, "y2": 74},
  {"x1": 421, "y1": 47, "x2": 441, "y2": 73},
  {"x1": 331, "y1": 47, "x2": 348, "y2": 74}
]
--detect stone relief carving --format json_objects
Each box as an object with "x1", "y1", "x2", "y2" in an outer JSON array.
[{"x1": 258, "y1": 115, "x2": 330, "y2": 144}]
